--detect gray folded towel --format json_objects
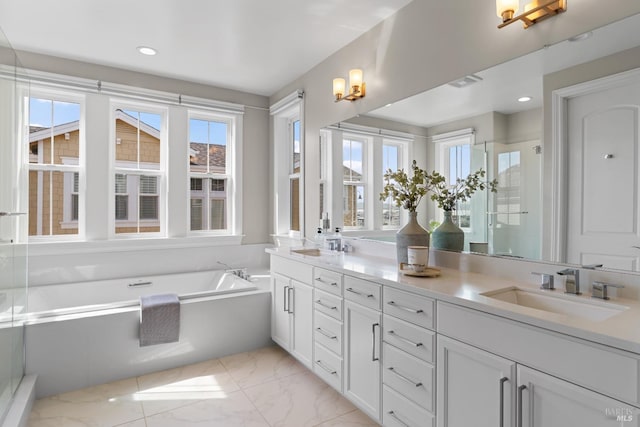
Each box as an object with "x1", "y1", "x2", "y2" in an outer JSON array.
[{"x1": 139, "y1": 293, "x2": 180, "y2": 347}]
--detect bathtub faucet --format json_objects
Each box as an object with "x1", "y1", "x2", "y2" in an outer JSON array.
[{"x1": 217, "y1": 261, "x2": 251, "y2": 280}]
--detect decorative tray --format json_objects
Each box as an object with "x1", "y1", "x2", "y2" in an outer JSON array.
[{"x1": 398, "y1": 263, "x2": 441, "y2": 277}]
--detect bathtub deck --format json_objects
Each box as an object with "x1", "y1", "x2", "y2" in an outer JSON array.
[{"x1": 27, "y1": 345, "x2": 379, "y2": 427}]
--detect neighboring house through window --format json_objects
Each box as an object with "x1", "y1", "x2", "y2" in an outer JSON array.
[{"x1": 27, "y1": 91, "x2": 83, "y2": 238}]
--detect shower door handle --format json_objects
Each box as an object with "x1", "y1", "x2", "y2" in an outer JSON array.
[{"x1": 0, "y1": 212, "x2": 26, "y2": 217}]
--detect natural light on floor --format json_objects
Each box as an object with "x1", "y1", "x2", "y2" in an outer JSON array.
[{"x1": 109, "y1": 375, "x2": 229, "y2": 402}]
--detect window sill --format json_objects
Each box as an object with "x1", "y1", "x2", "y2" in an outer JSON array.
[{"x1": 27, "y1": 234, "x2": 244, "y2": 257}]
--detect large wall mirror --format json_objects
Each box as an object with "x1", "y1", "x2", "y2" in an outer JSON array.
[{"x1": 324, "y1": 12, "x2": 640, "y2": 274}]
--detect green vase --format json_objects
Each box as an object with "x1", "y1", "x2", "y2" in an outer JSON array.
[
  {"x1": 396, "y1": 211, "x2": 430, "y2": 265},
  {"x1": 431, "y1": 211, "x2": 464, "y2": 252}
]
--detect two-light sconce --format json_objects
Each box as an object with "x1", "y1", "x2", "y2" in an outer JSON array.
[
  {"x1": 333, "y1": 69, "x2": 365, "y2": 102},
  {"x1": 496, "y1": 0, "x2": 566, "y2": 29}
]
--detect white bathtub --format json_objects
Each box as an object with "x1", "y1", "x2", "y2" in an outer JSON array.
[
  {"x1": 24, "y1": 269, "x2": 272, "y2": 398},
  {"x1": 27, "y1": 269, "x2": 258, "y2": 318}
]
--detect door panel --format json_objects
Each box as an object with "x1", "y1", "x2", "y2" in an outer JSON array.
[{"x1": 567, "y1": 79, "x2": 640, "y2": 269}]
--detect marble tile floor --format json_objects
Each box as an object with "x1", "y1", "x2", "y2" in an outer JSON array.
[{"x1": 27, "y1": 345, "x2": 380, "y2": 427}]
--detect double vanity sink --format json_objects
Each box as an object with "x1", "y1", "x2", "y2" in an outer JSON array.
[{"x1": 480, "y1": 286, "x2": 629, "y2": 322}]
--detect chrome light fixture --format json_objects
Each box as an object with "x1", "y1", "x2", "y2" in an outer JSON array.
[
  {"x1": 497, "y1": 0, "x2": 566, "y2": 29},
  {"x1": 333, "y1": 69, "x2": 366, "y2": 102}
]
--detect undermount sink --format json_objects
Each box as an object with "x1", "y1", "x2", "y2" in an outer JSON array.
[
  {"x1": 290, "y1": 248, "x2": 338, "y2": 257},
  {"x1": 480, "y1": 287, "x2": 629, "y2": 322}
]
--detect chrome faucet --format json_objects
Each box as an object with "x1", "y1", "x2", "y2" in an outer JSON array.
[{"x1": 557, "y1": 268, "x2": 581, "y2": 295}]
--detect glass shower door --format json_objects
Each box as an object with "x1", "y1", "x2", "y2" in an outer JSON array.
[{"x1": 0, "y1": 26, "x2": 28, "y2": 423}]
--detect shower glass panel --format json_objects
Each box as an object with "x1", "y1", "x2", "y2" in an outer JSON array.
[
  {"x1": 0, "y1": 26, "x2": 28, "y2": 423},
  {"x1": 485, "y1": 140, "x2": 542, "y2": 259}
]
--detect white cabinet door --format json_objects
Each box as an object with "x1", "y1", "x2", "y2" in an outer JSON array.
[
  {"x1": 344, "y1": 300, "x2": 382, "y2": 422},
  {"x1": 271, "y1": 274, "x2": 291, "y2": 349},
  {"x1": 291, "y1": 280, "x2": 313, "y2": 368},
  {"x1": 518, "y1": 365, "x2": 640, "y2": 427},
  {"x1": 437, "y1": 335, "x2": 516, "y2": 427}
]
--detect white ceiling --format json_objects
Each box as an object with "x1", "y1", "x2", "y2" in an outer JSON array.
[
  {"x1": 0, "y1": 0, "x2": 413, "y2": 96},
  {"x1": 366, "y1": 13, "x2": 640, "y2": 128}
]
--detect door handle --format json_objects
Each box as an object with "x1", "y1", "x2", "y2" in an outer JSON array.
[
  {"x1": 371, "y1": 323, "x2": 380, "y2": 361},
  {"x1": 283, "y1": 286, "x2": 289, "y2": 313},
  {"x1": 499, "y1": 377, "x2": 508, "y2": 427},
  {"x1": 288, "y1": 287, "x2": 294, "y2": 314},
  {"x1": 517, "y1": 384, "x2": 527, "y2": 427}
]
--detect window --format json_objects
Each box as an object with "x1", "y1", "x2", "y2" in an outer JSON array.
[
  {"x1": 27, "y1": 93, "x2": 82, "y2": 238},
  {"x1": 343, "y1": 137, "x2": 365, "y2": 229},
  {"x1": 382, "y1": 143, "x2": 401, "y2": 228},
  {"x1": 271, "y1": 91, "x2": 304, "y2": 238},
  {"x1": 113, "y1": 106, "x2": 164, "y2": 235},
  {"x1": 188, "y1": 114, "x2": 234, "y2": 233},
  {"x1": 290, "y1": 119, "x2": 301, "y2": 232}
]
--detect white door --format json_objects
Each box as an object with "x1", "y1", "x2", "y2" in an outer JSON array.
[
  {"x1": 344, "y1": 300, "x2": 382, "y2": 421},
  {"x1": 290, "y1": 280, "x2": 313, "y2": 368},
  {"x1": 437, "y1": 335, "x2": 516, "y2": 427},
  {"x1": 567, "y1": 78, "x2": 640, "y2": 270},
  {"x1": 518, "y1": 365, "x2": 640, "y2": 427},
  {"x1": 271, "y1": 274, "x2": 291, "y2": 349}
]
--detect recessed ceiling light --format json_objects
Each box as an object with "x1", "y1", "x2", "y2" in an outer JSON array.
[
  {"x1": 385, "y1": 103, "x2": 393, "y2": 107},
  {"x1": 137, "y1": 46, "x2": 157, "y2": 56},
  {"x1": 568, "y1": 32, "x2": 593, "y2": 42},
  {"x1": 518, "y1": 96, "x2": 532, "y2": 103}
]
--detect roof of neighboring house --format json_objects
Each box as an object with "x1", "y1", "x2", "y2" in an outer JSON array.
[
  {"x1": 189, "y1": 142, "x2": 225, "y2": 168},
  {"x1": 28, "y1": 110, "x2": 160, "y2": 142}
]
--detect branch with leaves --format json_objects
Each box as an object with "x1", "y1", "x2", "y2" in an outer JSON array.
[
  {"x1": 379, "y1": 160, "x2": 434, "y2": 212},
  {"x1": 428, "y1": 169, "x2": 497, "y2": 211},
  {"x1": 379, "y1": 161, "x2": 498, "y2": 213}
]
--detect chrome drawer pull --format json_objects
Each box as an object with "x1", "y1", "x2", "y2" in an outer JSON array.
[
  {"x1": 315, "y1": 327, "x2": 337, "y2": 340},
  {"x1": 316, "y1": 360, "x2": 337, "y2": 375},
  {"x1": 517, "y1": 384, "x2": 527, "y2": 427},
  {"x1": 315, "y1": 277, "x2": 338, "y2": 287},
  {"x1": 387, "y1": 301, "x2": 423, "y2": 314},
  {"x1": 388, "y1": 367, "x2": 422, "y2": 387},
  {"x1": 372, "y1": 323, "x2": 380, "y2": 361},
  {"x1": 499, "y1": 377, "x2": 508, "y2": 427},
  {"x1": 315, "y1": 300, "x2": 338, "y2": 310},
  {"x1": 387, "y1": 410, "x2": 410, "y2": 427},
  {"x1": 388, "y1": 330, "x2": 423, "y2": 347},
  {"x1": 346, "y1": 287, "x2": 374, "y2": 298}
]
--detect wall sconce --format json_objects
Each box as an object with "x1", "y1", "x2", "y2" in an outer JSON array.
[
  {"x1": 333, "y1": 69, "x2": 366, "y2": 102},
  {"x1": 497, "y1": 0, "x2": 566, "y2": 29}
]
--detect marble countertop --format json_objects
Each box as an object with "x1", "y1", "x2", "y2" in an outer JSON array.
[{"x1": 267, "y1": 247, "x2": 640, "y2": 355}]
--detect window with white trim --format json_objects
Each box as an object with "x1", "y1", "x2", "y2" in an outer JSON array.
[
  {"x1": 188, "y1": 113, "x2": 236, "y2": 233},
  {"x1": 271, "y1": 91, "x2": 304, "y2": 238},
  {"x1": 342, "y1": 136, "x2": 366, "y2": 229},
  {"x1": 27, "y1": 91, "x2": 83, "y2": 238},
  {"x1": 112, "y1": 106, "x2": 165, "y2": 236},
  {"x1": 322, "y1": 125, "x2": 410, "y2": 232}
]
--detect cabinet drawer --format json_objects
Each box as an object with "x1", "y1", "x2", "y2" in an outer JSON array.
[
  {"x1": 314, "y1": 289, "x2": 343, "y2": 321},
  {"x1": 383, "y1": 314, "x2": 435, "y2": 363},
  {"x1": 313, "y1": 267, "x2": 343, "y2": 296},
  {"x1": 384, "y1": 287, "x2": 435, "y2": 329},
  {"x1": 438, "y1": 301, "x2": 640, "y2": 405},
  {"x1": 383, "y1": 343, "x2": 434, "y2": 412},
  {"x1": 314, "y1": 311, "x2": 343, "y2": 356},
  {"x1": 271, "y1": 256, "x2": 313, "y2": 284},
  {"x1": 344, "y1": 276, "x2": 381, "y2": 310},
  {"x1": 383, "y1": 385, "x2": 434, "y2": 427},
  {"x1": 314, "y1": 343, "x2": 342, "y2": 392}
]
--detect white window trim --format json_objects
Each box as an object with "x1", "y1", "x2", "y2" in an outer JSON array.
[
  {"x1": 271, "y1": 90, "x2": 304, "y2": 240},
  {"x1": 187, "y1": 110, "x2": 242, "y2": 236},
  {"x1": 109, "y1": 100, "x2": 168, "y2": 239},
  {"x1": 15, "y1": 69, "x2": 246, "y2": 250},
  {"x1": 25, "y1": 86, "x2": 86, "y2": 242},
  {"x1": 323, "y1": 123, "x2": 411, "y2": 234}
]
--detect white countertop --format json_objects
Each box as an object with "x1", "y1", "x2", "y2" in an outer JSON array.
[{"x1": 267, "y1": 247, "x2": 640, "y2": 355}]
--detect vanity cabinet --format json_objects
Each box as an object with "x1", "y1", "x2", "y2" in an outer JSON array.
[
  {"x1": 382, "y1": 287, "x2": 437, "y2": 427},
  {"x1": 270, "y1": 256, "x2": 314, "y2": 368},
  {"x1": 312, "y1": 266, "x2": 344, "y2": 392},
  {"x1": 344, "y1": 277, "x2": 383, "y2": 422},
  {"x1": 437, "y1": 302, "x2": 640, "y2": 427}
]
